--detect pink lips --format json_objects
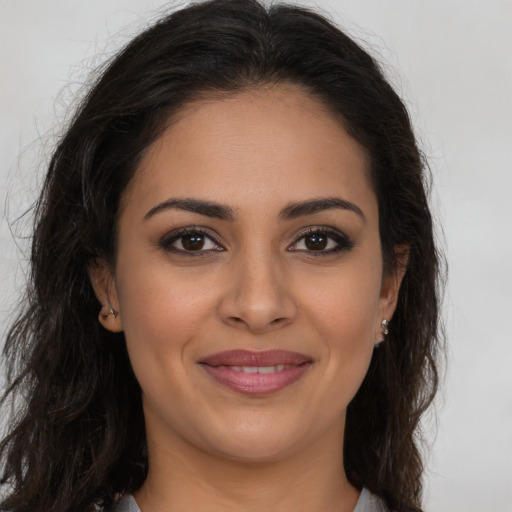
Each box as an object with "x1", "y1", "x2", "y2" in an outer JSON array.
[{"x1": 199, "y1": 349, "x2": 312, "y2": 395}]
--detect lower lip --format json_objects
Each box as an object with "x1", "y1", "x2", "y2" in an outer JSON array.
[{"x1": 201, "y1": 363, "x2": 312, "y2": 395}]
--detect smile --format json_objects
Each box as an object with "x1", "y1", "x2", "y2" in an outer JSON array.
[
  {"x1": 218, "y1": 365, "x2": 290, "y2": 373},
  {"x1": 199, "y1": 350, "x2": 312, "y2": 395}
]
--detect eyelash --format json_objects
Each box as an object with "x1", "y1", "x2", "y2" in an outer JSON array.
[
  {"x1": 289, "y1": 227, "x2": 354, "y2": 256},
  {"x1": 159, "y1": 227, "x2": 224, "y2": 256},
  {"x1": 159, "y1": 226, "x2": 353, "y2": 256}
]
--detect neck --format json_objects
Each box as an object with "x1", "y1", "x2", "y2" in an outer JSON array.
[{"x1": 134, "y1": 414, "x2": 359, "y2": 512}]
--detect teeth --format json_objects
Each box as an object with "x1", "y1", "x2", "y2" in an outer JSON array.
[
  {"x1": 259, "y1": 365, "x2": 285, "y2": 373},
  {"x1": 240, "y1": 366, "x2": 258, "y2": 374},
  {"x1": 220, "y1": 365, "x2": 289, "y2": 373}
]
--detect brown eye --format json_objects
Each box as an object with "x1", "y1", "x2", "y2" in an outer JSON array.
[
  {"x1": 160, "y1": 229, "x2": 224, "y2": 255},
  {"x1": 304, "y1": 233, "x2": 328, "y2": 250},
  {"x1": 181, "y1": 233, "x2": 206, "y2": 251},
  {"x1": 288, "y1": 228, "x2": 354, "y2": 255}
]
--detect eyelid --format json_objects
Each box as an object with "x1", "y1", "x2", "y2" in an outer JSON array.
[
  {"x1": 287, "y1": 226, "x2": 354, "y2": 254},
  {"x1": 159, "y1": 226, "x2": 225, "y2": 255},
  {"x1": 158, "y1": 224, "x2": 352, "y2": 256}
]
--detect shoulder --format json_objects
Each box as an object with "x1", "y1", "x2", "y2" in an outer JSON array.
[
  {"x1": 354, "y1": 487, "x2": 389, "y2": 512},
  {"x1": 107, "y1": 494, "x2": 140, "y2": 512}
]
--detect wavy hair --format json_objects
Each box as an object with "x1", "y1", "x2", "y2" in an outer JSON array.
[{"x1": 0, "y1": 1, "x2": 444, "y2": 510}]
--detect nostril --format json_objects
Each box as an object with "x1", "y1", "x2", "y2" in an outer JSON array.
[{"x1": 219, "y1": 288, "x2": 298, "y2": 332}]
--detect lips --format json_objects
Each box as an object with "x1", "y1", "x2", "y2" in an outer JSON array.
[{"x1": 199, "y1": 350, "x2": 312, "y2": 395}]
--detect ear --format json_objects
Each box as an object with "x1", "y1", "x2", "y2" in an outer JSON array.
[
  {"x1": 89, "y1": 259, "x2": 123, "y2": 333},
  {"x1": 376, "y1": 245, "x2": 409, "y2": 341}
]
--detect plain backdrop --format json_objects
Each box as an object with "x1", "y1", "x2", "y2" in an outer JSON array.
[{"x1": 1, "y1": 1, "x2": 511, "y2": 511}]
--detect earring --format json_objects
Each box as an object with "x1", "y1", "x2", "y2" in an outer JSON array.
[
  {"x1": 374, "y1": 319, "x2": 389, "y2": 348},
  {"x1": 103, "y1": 307, "x2": 118, "y2": 319}
]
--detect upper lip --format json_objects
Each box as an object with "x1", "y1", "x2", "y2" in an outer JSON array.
[{"x1": 200, "y1": 349, "x2": 312, "y2": 367}]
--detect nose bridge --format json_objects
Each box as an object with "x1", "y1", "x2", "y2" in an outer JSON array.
[{"x1": 219, "y1": 243, "x2": 296, "y2": 332}]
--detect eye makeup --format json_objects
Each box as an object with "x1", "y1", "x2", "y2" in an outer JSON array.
[
  {"x1": 158, "y1": 224, "x2": 354, "y2": 258},
  {"x1": 159, "y1": 227, "x2": 225, "y2": 256},
  {"x1": 288, "y1": 226, "x2": 354, "y2": 256}
]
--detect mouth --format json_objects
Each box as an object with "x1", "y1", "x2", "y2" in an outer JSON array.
[{"x1": 199, "y1": 350, "x2": 313, "y2": 395}]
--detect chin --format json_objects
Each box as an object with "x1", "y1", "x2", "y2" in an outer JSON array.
[
  {"x1": 200, "y1": 412, "x2": 319, "y2": 463},
  {"x1": 212, "y1": 437, "x2": 300, "y2": 463}
]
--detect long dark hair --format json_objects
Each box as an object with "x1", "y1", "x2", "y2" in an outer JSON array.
[{"x1": 0, "y1": 1, "x2": 444, "y2": 511}]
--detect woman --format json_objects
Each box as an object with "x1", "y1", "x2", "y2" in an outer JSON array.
[{"x1": 0, "y1": 0, "x2": 444, "y2": 511}]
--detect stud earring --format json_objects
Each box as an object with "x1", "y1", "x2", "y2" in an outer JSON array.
[
  {"x1": 374, "y1": 319, "x2": 389, "y2": 348},
  {"x1": 103, "y1": 307, "x2": 118, "y2": 319}
]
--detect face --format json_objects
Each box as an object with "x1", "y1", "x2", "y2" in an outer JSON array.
[{"x1": 93, "y1": 85, "x2": 402, "y2": 463}]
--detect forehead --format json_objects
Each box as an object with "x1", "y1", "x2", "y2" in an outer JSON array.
[{"x1": 122, "y1": 84, "x2": 375, "y2": 219}]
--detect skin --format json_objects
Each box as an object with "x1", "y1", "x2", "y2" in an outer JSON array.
[{"x1": 91, "y1": 84, "x2": 404, "y2": 512}]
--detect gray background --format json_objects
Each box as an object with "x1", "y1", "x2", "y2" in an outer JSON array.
[{"x1": 1, "y1": 1, "x2": 511, "y2": 510}]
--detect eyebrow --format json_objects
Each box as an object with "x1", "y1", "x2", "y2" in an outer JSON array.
[
  {"x1": 143, "y1": 196, "x2": 365, "y2": 223},
  {"x1": 144, "y1": 198, "x2": 235, "y2": 221},
  {"x1": 279, "y1": 197, "x2": 365, "y2": 222}
]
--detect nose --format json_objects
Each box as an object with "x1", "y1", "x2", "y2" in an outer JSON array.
[{"x1": 218, "y1": 251, "x2": 297, "y2": 334}]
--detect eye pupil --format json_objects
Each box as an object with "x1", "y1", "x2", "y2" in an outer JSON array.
[
  {"x1": 305, "y1": 233, "x2": 328, "y2": 250},
  {"x1": 182, "y1": 234, "x2": 205, "y2": 250}
]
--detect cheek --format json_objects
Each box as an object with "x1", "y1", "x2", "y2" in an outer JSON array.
[
  {"x1": 117, "y1": 245, "x2": 219, "y2": 331},
  {"x1": 301, "y1": 262, "x2": 382, "y2": 342},
  {"x1": 114, "y1": 259, "x2": 218, "y2": 385},
  {"x1": 297, "y1": 260, "x2": 381, "y2": 393},
  {"x1": 116, "y1": 276, "x2": 213, "y2": 419},
  {"x1": 316, "y1": 286, "x2": 377, "y2": 375}
]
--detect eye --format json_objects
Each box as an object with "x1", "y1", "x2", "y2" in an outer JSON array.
[
  {"x1": 160, "y1": 228, "x2": 224, "y2": 255},
  {"x1": 288, "y1": 228, "x2": 353, "y2": 255}
]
